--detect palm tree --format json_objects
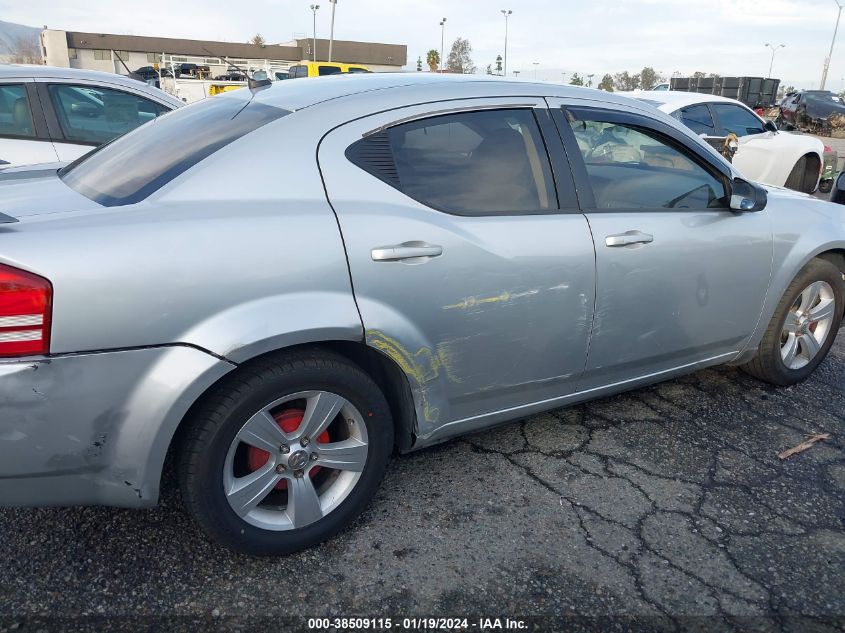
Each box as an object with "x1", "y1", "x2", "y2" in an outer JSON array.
[{"x1": 426, "y1": 49, "x2": 440, "y2": 73}]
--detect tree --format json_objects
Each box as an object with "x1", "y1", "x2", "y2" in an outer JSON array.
[
  {"x1": 416, "y1": 56, "x2": 422, "y2": 71},
  {"x1": 613, "y1": 71, "x2": 641, "y2": 91},
  {"x1": 569, "y1": 72, "x2": 584, "y2": 86},
  {"x1": 447, "y1": 37, "x2": 475, "y2": 74},
  {"x1": 778, "y1": 84, "x2": 796, "y2": 100},
  {"x1": 691, "y1": 71, "x2": 707, "y2": 79},
  {"x1": 639, "y1": 66, "x2": 664, "y2": 90},
  {"x1": 8, "y1": 35, "x2": 40, "y2": 64},
  {"x1": 249, "y1": 33, "x2": 266, "y2": 46},
  {"x1": 495, "y1": 55, "x2": 503, "y2": 75},
  {"x1": 485, "y1": 64, "x2": 493, "y2": 75},
  {"x1": 598, "y1": 74, "x2": 614, "y2": 91},
  {"x1": 426, "y1": 49, "x2": 440, "y2": 72}
]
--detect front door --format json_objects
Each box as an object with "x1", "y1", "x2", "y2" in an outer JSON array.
[
  {"x1": 548, "y1": 98, "x2": 772, "y2": 392},
  {"x1": 319, "y1": 99, "x2": 596, "y2": 437}
]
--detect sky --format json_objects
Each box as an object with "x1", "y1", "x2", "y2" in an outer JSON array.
[{"x1": 1, "y1": 0, "x2": 843, "y2": 90}]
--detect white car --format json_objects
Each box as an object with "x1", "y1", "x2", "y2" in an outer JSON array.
[
  {"x1": 0, "y1": 64, "x2": 183, "y2": 168},
  {"x1": 632, "y1": 91, "x2": 825, "y2": 194}
]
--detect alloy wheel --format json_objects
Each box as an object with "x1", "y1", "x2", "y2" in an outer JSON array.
[
  {"x1": 780, "y1": 281, "x2": 836, "y2": 370},
  {"x1": 222, "y1": 390, "x2": 369, "y2": 531}
]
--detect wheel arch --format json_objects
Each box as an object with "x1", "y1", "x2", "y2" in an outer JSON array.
[{"x1": 162, "y1": 340, "x2": 419, "y2": 496}]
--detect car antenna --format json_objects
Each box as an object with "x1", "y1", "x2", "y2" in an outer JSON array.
[{"x1": 203, "y1": 48, "x2": 271, "y2": 91}]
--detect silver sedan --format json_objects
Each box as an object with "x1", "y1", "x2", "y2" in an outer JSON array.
[{"x1": 0, "y1": 74, "x2": 842, "y2": 555}]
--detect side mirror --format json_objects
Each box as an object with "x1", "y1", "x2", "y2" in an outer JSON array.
[
  {"x1": 764, "y1": 120, "x2": 778, "y2": 133},
  {"x1": 830, "y1": 171, "x2": 845, "y2": 205},
  {"x1": 729, "y1": 177, "x2": 767, "y2": 212}
]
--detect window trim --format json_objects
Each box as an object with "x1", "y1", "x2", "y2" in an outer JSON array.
[
  {"x1": 348, "y1": 105, "x2": 576, "y2": 217},
  {"x1": 674, "y1": 103, "x2": 718, "y2": 138},
  {"x1": 551, "y1": 105, "x2": 733, "y2": 213},
  {"x1": 0, "y1": 82, "x2": 50, "y2": 142}
]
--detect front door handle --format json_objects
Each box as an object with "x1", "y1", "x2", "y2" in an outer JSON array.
[
  {"x1": 371, "y1": 241, "x2": 443, "y2": 262},
  {"x1": 605, "y1": 231, "x2": 654, "y2": 247}
]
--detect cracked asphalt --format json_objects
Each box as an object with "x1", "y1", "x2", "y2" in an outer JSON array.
[{"x1": 1, "y1": 337, "x2": 843, "y2": 631}]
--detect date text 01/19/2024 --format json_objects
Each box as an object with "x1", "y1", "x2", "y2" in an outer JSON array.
[{"x1": 307, "y1": 618, "x2": 528, "y2": 630}]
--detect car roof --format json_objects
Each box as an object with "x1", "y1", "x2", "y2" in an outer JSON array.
[
  {"x1": 624, "y1": 90, "x2": 747, "y2": 112},
  {"x1": 240, "y1": 72, "x2": 662, "y2": 113},
  {"x1": 0, "y1": 64, "x2": 183, "y2": 107}
]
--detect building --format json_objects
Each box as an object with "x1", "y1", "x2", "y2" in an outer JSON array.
[{"x1": 40, "y1": 29, "x2": 407, "y2": 76}]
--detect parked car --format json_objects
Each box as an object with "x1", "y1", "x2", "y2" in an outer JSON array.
[
  {"x1": 779, "y1": 90, "x2": 845, "y2": 135},
  {"x1": 174, "y1": 63, "x2": 211, "y2": 79},
  {"x1": 132, "y1": 66, "x2": 173, "y2": 81},
  {"x1": 0, "y1": 64, "x2": 183, "y2": 168},
  {"x1": 287, "y1": 61, "x2": 371, "y2": 78},
  {"x1": 633, "y1": 91, "x2": 827, "y2": 193},
  {"x1": 1, "y1": 74, "x2": 843, "y2": 556}
]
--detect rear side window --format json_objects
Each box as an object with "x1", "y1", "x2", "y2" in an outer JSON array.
[
  {"x1": 48, "y1": 84, "x2": 171, "y2": 145},
  {"x1": 61, "y1": 96, "x2": 290, "y2": 206},
  {"x1": 289, "y1": 65, "x2": 308, "y2": 78},
  {"x1": 710, "y1": 103, "x2": 766, "y2": 137},
  {"x1": 347, "y1": 109, "x2": 556, "y2": 215},
  {"x1": 346, "y1": 67, "x2": 370, "y2": 74},
  {"x1": 567, "y1": 115, "x2": 726, "y2": 210},
  {"x1": 675, "y1": 104, "x2": 716, "y2": 136},
  {"x1": 0, "y1": 84, "x2": 35, "y2": 138}
]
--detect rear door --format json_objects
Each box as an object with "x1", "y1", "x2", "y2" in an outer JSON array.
[
  {"x1": 319, "y1": 98, "x2": 596, "y2": 436},
  {"x1": 547, "y1": 98, "x2": 772, "y2": 392},
  {"x1": 0, "y1": 80, "x2": 57, "y2": 167},
  {"x1": 35, "y1": 80, "x2": 172, "y2": 162}
]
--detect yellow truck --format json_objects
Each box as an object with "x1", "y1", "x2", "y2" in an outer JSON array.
[{"x1": 287, "y1": 62, "x2": 370, "y2": 78}]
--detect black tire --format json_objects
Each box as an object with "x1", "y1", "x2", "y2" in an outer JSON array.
[
  {"x1": 784, "y1": 156, "x2": 808, "y2": 193},
  {"x1": 178, "y1": 350, "x2": 394, "y2": 556},
  {"x1": 742, "y1": 258, "x2": 844, "y2": 386}
]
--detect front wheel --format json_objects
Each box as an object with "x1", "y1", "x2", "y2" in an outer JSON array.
[
  {"x1": 178, "y1": 351, "x2": 394, "y2": 556},
  {"x1": 742, "y1": 258, "x2": 843, "y2": 385}
]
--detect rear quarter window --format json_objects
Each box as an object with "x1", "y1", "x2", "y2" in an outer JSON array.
[{"x1": 60, "y1": 96, "x2": 289, "y2": 206}]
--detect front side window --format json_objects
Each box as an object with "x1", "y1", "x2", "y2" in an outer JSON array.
[
  {"x1": 60, "y1": 96, "x2": 290, "y2": 206},
  {"x1": 347, "y1": 108, "x2": 556, "y2": 215},
  {"x1": 48, "y1": 84, "x2": 171, "y2": 145},
  {"x1": 675, "y1": 104, "x2": 716, "y2": 136},
  {"x1": 711, "y1": 103, "x2": 765, "y2": 137},
  {"x1": 0, "y1": 84, "x2": 36, "y2": 138},
  {"x1": 318, "y1": 65, "x2": 342, "y2": 76},
  {"x1": 567, "y1": 114, "x2": 726, "y2": 210}
]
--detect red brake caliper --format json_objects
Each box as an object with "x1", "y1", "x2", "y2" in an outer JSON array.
[{"x1": 247, "y1": 408, "x2": 330, "y2": 489}]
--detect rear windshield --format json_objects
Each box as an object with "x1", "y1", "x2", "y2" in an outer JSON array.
[{"x1": 60, "y1": 96, "x2": 290, "y2": 207}]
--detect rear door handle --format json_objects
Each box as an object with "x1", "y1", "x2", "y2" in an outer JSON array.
[
  {"x1": 371, "y1": 241, "x2": 443, "y2": 262},
  {"x1": 605, "y1": 231, "x2": 654, "y2": 247}
]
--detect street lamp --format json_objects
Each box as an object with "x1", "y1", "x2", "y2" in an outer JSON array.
[
  {"x1": 561, "y1": 71, "x2": 567, "y2": 83},
  {"x1": 764, "y1": 42, "x2": 785, "y2": 78},
  {"x1": 822, "y1": 0, "x2": 845, "y2": 89},
  {"x1": 587, "y1": 73, "x2": 594, "y2": 87},
  {"x1": 328, "y1": 0, "x2": 337, "y2": 63},
  {"x1": 439, "y1": 17, "x2": 447, "y2": 72},
  {"x1": 512, "y1": 70, "x2": 520, "y2": 77},
  {"x1": 533, "y1": 61, "x2": 539, "y2": 80},
  {"x1": 500, "y1": 10, "x2": 512, "y2": 77},
  {"x1": 310, "y1": 4, "x2": 320, "y2": 62}
]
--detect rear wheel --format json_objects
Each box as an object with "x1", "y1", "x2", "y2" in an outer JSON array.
[
  {"x1": 742, "y1": 258, "x2": 843, "y2": 385},
  {"x1": 178, "y1": 350, "x2": 393, "y2": 556}
]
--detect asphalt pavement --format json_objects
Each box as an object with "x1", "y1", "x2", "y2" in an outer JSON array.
[{"x1": 1, "y1": 337, "x2": 843, "y2": 631}]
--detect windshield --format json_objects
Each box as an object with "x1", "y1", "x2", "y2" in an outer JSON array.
[{"x1": 60, "y1": 95, "x2": 289, "y2": 207}]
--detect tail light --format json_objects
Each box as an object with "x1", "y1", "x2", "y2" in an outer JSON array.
[{"x1": 0, "y1": 264, "x2": 52, "y2": 357}]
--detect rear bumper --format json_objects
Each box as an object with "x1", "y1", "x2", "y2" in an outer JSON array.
[{"x1": 0, "y1": 346, "x2": 234, "y2": 508}]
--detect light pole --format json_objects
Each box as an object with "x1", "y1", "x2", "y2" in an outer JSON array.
[
  {"x1": 587, "y1": 73, "x2": 594, "y2": 87},
  {"x1": 822, "y1": 0, "x2": 845, "y2": 89},
  {"x1": 561, "y1": 72, "x2": 567, "y2": 83},
  {"x1": 513, "y1": 70, "x2": 520, "y2": 77},
  {"x1": 310, "y1": 4, "x2": 320, "y2": 62},
  {"x1": 439, "y1": 18, "x2": 447, "y2": 72},
  {"x1": 328, "y1": 0, "x2": 337, "y2": 63},
  {"x1": 764, "y1": 42, "x2": 785, "y2": 78},
  {"x1": 500, "y1": 10, "x2": 512, "y2": 78},
  {"x1": 533, "y1": 61, "x2": 539, "y2": 80}
]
